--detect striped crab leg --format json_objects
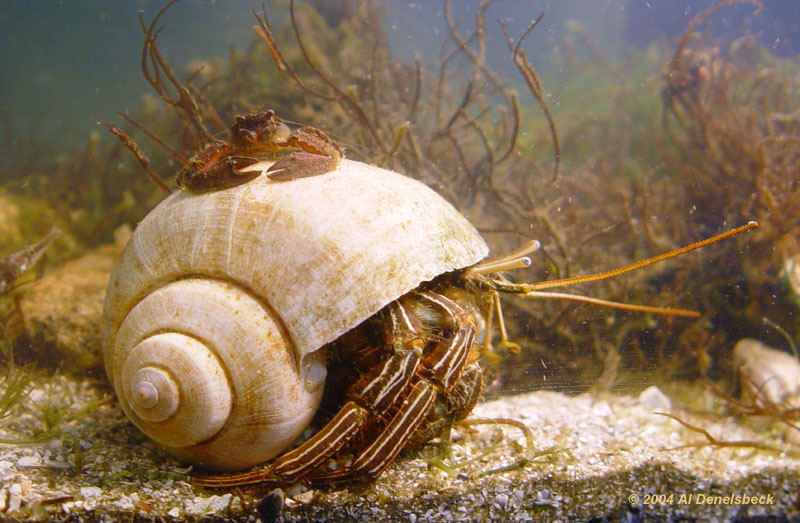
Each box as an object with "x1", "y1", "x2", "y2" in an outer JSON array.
[
  {"x1": 195, "y1": 353, "x2": 422, "y2": 487},
  {"x1": 196, "y1": 291, "x2": 476, "y2": 487},
  {"x1": 194, "y1": 301, "x2": 424, "y2": 488},
  {"x1": 310, "y1": 321, "x2": 477, "y2": 482},
  {"x1": 310, "y1": 380, "x2": 438, "y2": 482}
]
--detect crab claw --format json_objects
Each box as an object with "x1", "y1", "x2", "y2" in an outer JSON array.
[
  {"x1": 267, "y1": 152, "x2": 340, "y2": 181},
  {"x1": 267, "y1": 126, "x2": 343, "y2": 181}
]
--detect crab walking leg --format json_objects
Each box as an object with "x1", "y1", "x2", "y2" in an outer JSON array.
[
  {"x1": 387, "y1": 299, "x2": 426, "y2": 351},
  {"x1": 413, "y1": 291, "x2": 476, "y2": 389},
  {"x1": 193, "y1": 402, "x2": 367, "y2": 487},
  {"x1": 357, "y1": 350, "x2": 422, "y2": 412},
  {"x1": 406, "y1": 361, "x2": 484, "y2": 447},
  {"x1": 309, "y1": 381, "x2": 438, "y2": 482},
  {"x1": 449, "y1": 363, "x2": 483, "y2": 420},
  {"x1": 194, "y1": 350, "x2": 421, "y2": 487},
  {"x1": 423, "y1": 325, "x2": 474, "y2": 390},
  {"x1": 269, "y1": 402, "x2": 365, "y2": 482},
  {"x1": 311, "y1": 322, "x2": 476, "y2": 482},
  {"x1": 351, "y1": 381, "x2": 437, "y2": 478},
  {"x1": 415, "y1": 290, "x2": 472, "y2": 326}
]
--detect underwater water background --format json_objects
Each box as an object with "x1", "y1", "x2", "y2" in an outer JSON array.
[
  {"x1": 2, "y1": 0, "x2": 797, "y2": 156},
  {"x1": 0, "y1": 4, "x2": 799, "y2": 519},
  {"x1": 0, "y1": 0, "x2": 798, "y2": 397}
]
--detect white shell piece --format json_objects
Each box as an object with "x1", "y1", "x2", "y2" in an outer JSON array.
[
  {"x1": 783, "y1": 254, "x2": 800, "y2": 298},
  {"x1": 734, "y1": 338, "x2": 800, "y2": 406},
  {"x1": 102, "y1": 159, "x2": 488, "y2": 470}
]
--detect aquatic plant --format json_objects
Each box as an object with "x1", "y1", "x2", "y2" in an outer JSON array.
[
  {"x1": 656, "y1": 411, "x2": 796, "y2": 456},
  {"x1": 96, "y1": 0, "x2": 783, "y2": 398},
  {"x1": 659, "y1": 0, "x2": 800, "y2": 361},
  {"x1": 0, "y1": 0, "x2": 790, "y2": 399},
  {"x1": 0, "y1": 340, "x2": 31, "y2": 422}
]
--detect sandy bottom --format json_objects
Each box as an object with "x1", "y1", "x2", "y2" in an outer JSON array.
[{"x1": 0, "y1": 373, "x2": 797, "y2": 522}]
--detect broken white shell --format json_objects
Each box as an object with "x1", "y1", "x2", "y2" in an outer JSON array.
[
  {"x1": 782, "y1": 254, "x2": 800, "y2": 307},
  {"x1": 733, "y1": 338, "x2": 800, "y2": 407},
  {"x1": 103, "y1": 159, "x2": 488, "y2": 471}
]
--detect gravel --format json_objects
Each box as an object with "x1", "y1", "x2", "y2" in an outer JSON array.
[{"x1": 0, "y1": 374, "x2": 797, "y2": 521}]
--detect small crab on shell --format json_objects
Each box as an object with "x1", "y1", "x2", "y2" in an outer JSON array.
[{"x1": 174, "y1": 109, "x2": 344, "y2": 193}]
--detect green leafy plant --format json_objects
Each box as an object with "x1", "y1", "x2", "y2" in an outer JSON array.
[{"x1": 0, "y1": 338, "x2": 32, "y2": 421}]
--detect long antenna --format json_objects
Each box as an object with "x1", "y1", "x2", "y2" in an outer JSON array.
[
  {"x1": 526, "y1": 221, "x2": 758, "y2": 291},
  {"x1": 477, "y1": 221, "x2": 759, "y2": 317}
]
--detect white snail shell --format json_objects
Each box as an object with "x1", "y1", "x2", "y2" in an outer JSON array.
[
  {"x1": 103, "y1": 159, "x2": 488, "y2": 471},
  {"x1": 783, "y1": 254, "x2": 800, "y2": 305},
  {"x1": 734, "y1": 338, "x2": 800, "y2": 407}
]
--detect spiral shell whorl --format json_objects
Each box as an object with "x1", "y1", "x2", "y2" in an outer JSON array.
[
  {"x1": 120, "y1": 333, "x2": 231, "y2": 445},
  {"x1": 110, "y1": 278, "x2": 323, "y2": 471},
  {"x1": 130, "y1": 367, "x2": 175, "y2": 415}
]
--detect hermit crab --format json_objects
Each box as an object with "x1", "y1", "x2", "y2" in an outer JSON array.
[
  {"x1": 102, "y1": 147, "x2": 755, "y2": 487},
  {"x1": 103, "y1": 156, "x2": 498, "y2": 483}
]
